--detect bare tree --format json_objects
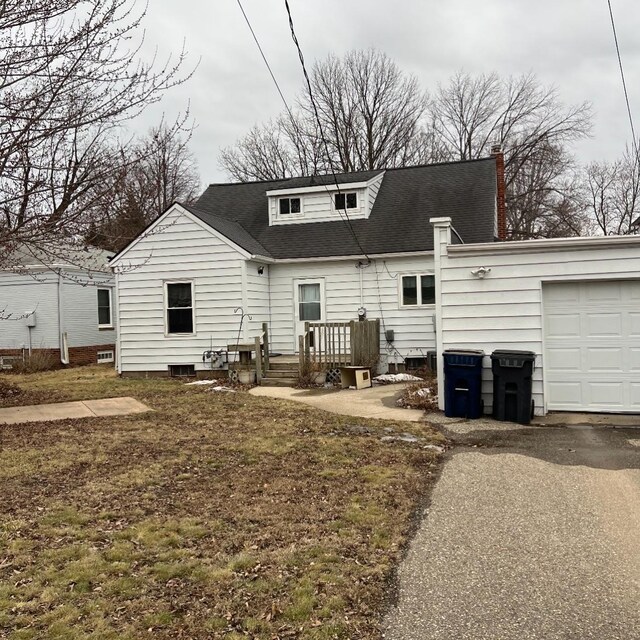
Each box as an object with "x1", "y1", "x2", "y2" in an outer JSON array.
[
  {"x1": 0, "y1": 0, "x2": 193, "y2": 268},
  {"x1": 430, "y1": 72, "x2": 592, "y2": 238},
  {"x1": 584, "y1": 146, "x2": 640, "y2": 236},
  {"x1": 87, "y1": 121, "x2": 201, "y2": 252},
  {"x1": 220, "y1": 49, "x2": 433, "y2": 180}
]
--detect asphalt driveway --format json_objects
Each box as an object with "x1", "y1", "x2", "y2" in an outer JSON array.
[{"x1": 384, "y1": 417, "x2": 640, "y2": 640}]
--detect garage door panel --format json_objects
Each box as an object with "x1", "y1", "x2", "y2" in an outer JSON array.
[
  {"x1": 586, "y1": 313, "x2": 621, "y2": 337},
  {"x1": 544, "y1": 280, "x2": 640, "y2": 413},
  {"x1": 586, "y1": 382, "x2": 624, "y2": 406},
  {"x1": 546, "y1": 347, "x2": 581, "y2": 371},
  {"x1": 586, "y1": 347, "x2": 623, "y2": 371},
  {"x1": 547, "y1": 382, "x2": 583, "y2": 406},
  {"x1": 631, "y1": 384, "x2": 640, "y2": 407},
  {"x1": 545, "y1": 313, "x2": 581, "y2": 338}
]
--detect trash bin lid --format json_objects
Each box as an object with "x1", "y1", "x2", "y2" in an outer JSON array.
[
  {"x1": 443, "y1": 349, "x2": 485, "y2": 356},
  {"x1": 490, "y1": 349, "x2": 535, "y2": 360}
]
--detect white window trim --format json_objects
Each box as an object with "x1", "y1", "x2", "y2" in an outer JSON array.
[
  {"x1": 97, "y1": 287, "x2": 114, "y2": 329},
  {"x1": 332, "y1": 191, "x2": 359, "y2": 213},
  {"x1": 398, "y1": 273, "x2": 436, "y2": 309},
  {"x1": 164, "y1": 280, "x2": 196, "y2": 337},
  {"x1": 277, "y1": 196, "x2": 304, "y2": 219}
]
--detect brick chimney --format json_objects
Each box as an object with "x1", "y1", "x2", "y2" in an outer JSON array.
[{"x1": 491, "y1": 144, "x2": 507, "y2": 241}]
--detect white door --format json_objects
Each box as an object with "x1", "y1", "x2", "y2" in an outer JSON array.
[
  {"x1": 543, "y1": 280, "x2": 640, "y2": 412},
  {"x1": 294, "y1": 279, "x2": 325, "y2": 350}
]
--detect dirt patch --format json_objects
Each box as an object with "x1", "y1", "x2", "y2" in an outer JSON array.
[{"x1": 0, "y1": 367, "x2": 446, "y2": 639}]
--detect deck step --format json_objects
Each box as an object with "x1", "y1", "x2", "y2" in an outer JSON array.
[
  {"x1": 260, "y1": 377, "x2": 299, "y2": 387},
  {"x1": 263, "y1": 369, "x2": 299, "y2": 378},
  {"x1": 267, "y1": 361, "x2": 300, "y2": 371}
]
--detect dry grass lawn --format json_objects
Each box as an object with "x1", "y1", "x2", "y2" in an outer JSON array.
[{"x1": 0, "y1": 367, "x2": 445, "y2": 639}]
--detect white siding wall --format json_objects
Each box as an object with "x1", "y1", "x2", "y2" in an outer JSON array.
[
  {"x1": 245, "y1": 261, "x2": 271, "y2": 336},
  {"x1": 269, "y1": 187, "x2": 368, "y2": 225},
  {"x1": 116, "y1": 207, "x2": 247, "y2": 373},
  {"x1": 61, "y1": 278, "x2": 116, "y2": 348},
  {"x1": 269, "y1": 255, "x2": 436, "y2": 366},
  {"x1": 0, "y1": 273, "x2": 59, "y2": 349},
  {"x1": 438, "y1": 239, "x2": 640, "y2": 414},
  {"x1": 368, "y1": 173, "x2": 384, "y2": 212}
]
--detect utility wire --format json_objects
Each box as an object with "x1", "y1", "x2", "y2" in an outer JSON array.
[
  {"x1": 607, "y1": 0, "x2": 640, "y2": 166},
  {"x1": 234, "y1": 0, "x2": 307, "y2": 154},
  {"x1": 283, "y1": 0, "x2": 370, "y2": 260},
  {"x1": 235, "y1": 0, "x2": 295, "y2": 124}
]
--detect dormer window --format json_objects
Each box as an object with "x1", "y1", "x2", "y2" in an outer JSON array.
[
  {"x1": 279, "y1": 197, "x2": 301, "y2": 215},
  {"x1": 334, "y1": 192, "x2": 357, "y2": 210}
]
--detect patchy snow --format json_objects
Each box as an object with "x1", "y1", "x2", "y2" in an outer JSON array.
[
  {"x1": 208, "y1": 386, "x2": 237, "y2": 393},
  {"x1": 374, "y1": 373, "x2": 424, "y2": 384},
  {"x1": 185, "y1": 379, "x2": 221, "y2": 386}
]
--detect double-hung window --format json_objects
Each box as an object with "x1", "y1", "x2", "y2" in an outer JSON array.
[
  {"x1": 97, "y1": 288, "x2": 113, "y2": 328},
  {"x1": 400, "y1": 274, "x2": 435, "y2": 307},
  {"x1": 166, "y1": 282, "x2": 194, "y2": 334},
  {"x1": 334, "y1": 192, "x2": 357, "y2": 210},
  {"x1": 279, "y1": 197, "x2": 301, "y2": 216}
]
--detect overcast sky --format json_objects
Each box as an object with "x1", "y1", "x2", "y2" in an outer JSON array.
[{"x1": 135, "y1": 0, "x2": 640, "y2": 185}]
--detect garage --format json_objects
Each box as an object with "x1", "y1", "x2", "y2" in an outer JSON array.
[{"x1": 543, "y1": 280, "x2": 640, "y2": 412}]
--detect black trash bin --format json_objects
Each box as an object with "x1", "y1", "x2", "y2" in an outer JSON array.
[
  {"x1": 443, "y1": 349, "x2": 484, "y2": 419},
  {"x1": 490, "y1": 350, "x2": 536, "y2": 424}
]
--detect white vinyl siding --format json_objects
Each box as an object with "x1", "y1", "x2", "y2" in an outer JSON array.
[
  {"x1": 0, "y1": 273, "x2": 59, "y2": 350},
  {"x1": 245, "y1": 261, "x2": 270, "y2": 336},
  {"x1": 62, "y1": 278, "x2": 116, "y2": 348},
  {"x1": 0, "y1": 271, "x2": 115, "y2": 352},
  {"x1": 116, "y1": 206, "x2": 247, "y2": 373},
  {"x1": 437, "y1": 237, "x2": 640, "y2": 415},
  {"x1": 269, "y1": 255, "x2": 436, "y2": 366}
]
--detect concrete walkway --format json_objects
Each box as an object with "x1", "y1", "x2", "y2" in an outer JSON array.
[
  {"x1": 384, "y1": 419, "x2": 640, "y2": 640},
  {"x1": 0, "y1": 397, "x2": 150, "y2": 425},
  {"x1": 249, "y1": 383, "x2": 425, "y2": 422}
]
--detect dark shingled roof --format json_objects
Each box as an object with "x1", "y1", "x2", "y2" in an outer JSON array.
[{"x1": 190, "y1": 158, "x2": 497, "y2": 259}]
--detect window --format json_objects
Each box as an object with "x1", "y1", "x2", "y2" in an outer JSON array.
[
  {"x1": 166, "y1": 282, "x2": 194, "y2": 334},
  {"x1": 169, "y1": 364, "x2": 196, "y2": 377},
  {"x1": 279, "y1": 197, "x2": 301, "y2": 215},
  {"x1": 298, "y1": 283, "x2": 321, "y2": 321},
  {"x1": 97, "y1": 350, "x2": 114, "y2": 363},
  {"x1": 334, "y1": 192, "x2": 357, "y2": 210},
  {"x1": 401, "y1": 274, "x2": 435, "y2": 306},
  {"x1": 97, "y1": 288, "x2": 113, "y2": 328}
]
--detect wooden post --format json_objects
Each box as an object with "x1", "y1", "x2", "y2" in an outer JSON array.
[
  {"x1": 255, "y1": 335, "x2": 262, "y2": 384},
  {"x1": 262, "y1": 322, "x2": 270, "y2": 372},
  {"x1": 299, "y1": 335, "x2": 305, "y2": 370}
]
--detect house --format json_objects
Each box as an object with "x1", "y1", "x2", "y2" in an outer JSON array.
[
  {"x1": 110, "y1": 155, "x2": 502, "y2": 380},
  {"x1": 431, "y1": 218, "x2": 640, "y2": 415},
  {"x1": 0, "y1": 245, "x2": 117, "y2": 367}
]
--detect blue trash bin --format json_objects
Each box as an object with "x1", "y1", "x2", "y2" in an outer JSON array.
[{"x1": 443, "y1": 349, "x2": 485, "y2": 418}]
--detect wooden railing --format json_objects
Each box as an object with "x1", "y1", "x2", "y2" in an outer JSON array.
[
  {"x1": 255, "y1": 322, "x2": 269, "y2": 384},
  {"x1": 299, "y1": 319, "x2": 380, "y2": 370}
]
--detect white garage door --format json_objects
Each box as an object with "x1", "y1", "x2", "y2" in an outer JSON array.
[{"x1": 543, "y1": 280, "x2": 640, "y2": 412}]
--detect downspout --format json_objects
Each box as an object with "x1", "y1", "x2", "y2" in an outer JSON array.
[
  {"x1": 429, "y1": 217, "x2": 452, "y2": 411},
  {"x1": 57, "y1": 274, "x2": 69, "y2": 365}
]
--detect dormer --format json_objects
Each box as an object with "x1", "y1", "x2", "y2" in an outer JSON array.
[{"x1": 266, "y1": 171, "x2": 385, "y2": 226}]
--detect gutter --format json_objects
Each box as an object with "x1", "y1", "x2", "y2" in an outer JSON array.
[{"x1": 448, "y1": 234, "x2": 640, "y2": 256}]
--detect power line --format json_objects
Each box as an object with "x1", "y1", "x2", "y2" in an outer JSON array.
[
  {"x1": 234, "y1": 0, "x2": 296, "y2": 125},
  {"x1": 282, "y1": 0, "x2": 370, "y2": 260},
  {"x1": 607, "y1": 0, "x2": 640, "y2": 166}
]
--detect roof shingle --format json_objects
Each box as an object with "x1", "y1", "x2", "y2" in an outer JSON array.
[{"x1": 190, "y1": 158, "x2": 497, "y2": 259}]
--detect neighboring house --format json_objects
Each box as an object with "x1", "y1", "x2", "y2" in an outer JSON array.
[
  {"x1": 431, "y1": 218, "x2": 640, "y2": 415},
  {"x1": 110, "y1": 155, "x2": 502, "y2": 378},
  {"x1": 0, "y1": 246, "x2": 117, "y2": 367}
]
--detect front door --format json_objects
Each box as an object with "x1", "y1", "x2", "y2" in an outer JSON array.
[{"x1": 294, "y1": 279, "x2": 325, "y2": 351}]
